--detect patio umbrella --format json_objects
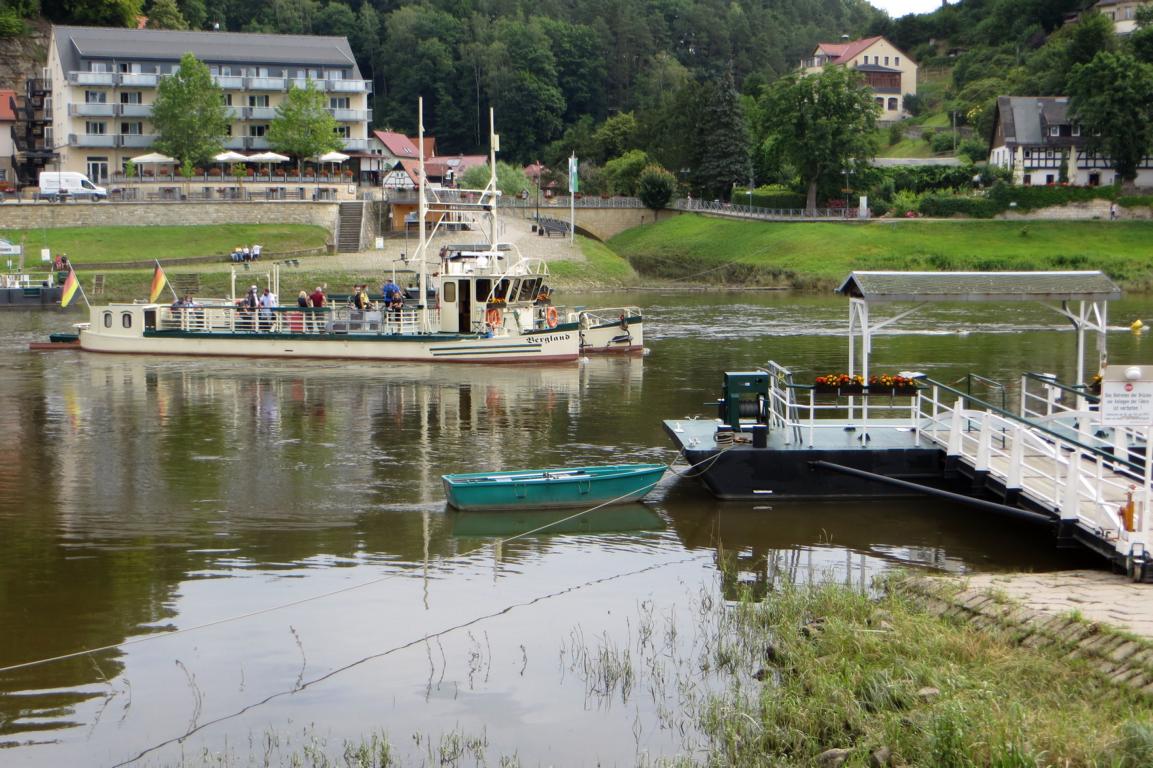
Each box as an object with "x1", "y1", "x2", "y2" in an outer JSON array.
[
  {"x1": 247, "y1": 151, "x2": 290, "y2": 177},
  {"x1": 130, "y1": 151, "x2": 177, "y2": 183},
  {"x1": 213, "y1": 151, "x2": 249, "y2": 180},
  {"x1": 317, "y1": 150, "x2": 350, "y2": 179}
]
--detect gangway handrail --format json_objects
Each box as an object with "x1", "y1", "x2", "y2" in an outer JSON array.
[
  {"x1": 921, "y1": 376, "x2": 1143, "y2": 475},
  {"x1": 1022, "y1": 370, "x2": 1098, "y2": 401}
]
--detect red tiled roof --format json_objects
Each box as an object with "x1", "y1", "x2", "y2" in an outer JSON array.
[
  {"x1": 0, "y1": 90, "x2": 16, "y2": 122},
  {"x1": 425, "y1": 154, "x2": 487, "y2": 179},
  {"x1": 419, "y1": 137, "x2": 436, "y2": 159},
  {"x1": 815, "y1": 36, "x2": 883, "y2": 64},
  {"x1": 373, "y1": 130, "x2": 420, "y2": 159}
]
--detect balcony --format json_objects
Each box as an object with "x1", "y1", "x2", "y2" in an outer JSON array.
[
  {"x1": 248, "y1": 76, "x2": 286, "y2": 91},
  {"x1": 120, "y1": 103, "x2": 152, "y2": 118},
  {"x1": 119, "y1": 133, "x2": 158, "y2": 148},
  {"x1": 69, "y1": 71, "x2": 116, "y2": 86},
  {"x1": 69, "y1": 102, "x2": 115, "y2": 117},
  {"x1": 71, "y1": 133, "x2": 117, "y2": 148},
  {"x1": 247, "y1": 106, "x2": 277, "y2": 120},
  {"x1": 331, "y1": 108, "x2": 371, "y2": 122},
  {"x1": 120, "y1": 73, "x2": 159, "y2": 87},
  {"x1": 223, "y1": 106, "x2": 243, "y2": 119},
  {"x1": 246, "y1": 136, "x2": 271, "y2": 150},
  {"x1": 342, "y1": 137, "x2": 369, "y2": 151},
  {"x1": 213, "y1": 75, "x2": 245, "y2": 90},
  {"x1": 222, "y1": 136, "x2": 247, "y2": 151},
  {"x1": 326, "y1": 79, "x2": 372, "y2": 94}
]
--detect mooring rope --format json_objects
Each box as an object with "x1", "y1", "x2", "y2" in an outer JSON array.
[{"x1": 0, "y1": 443, "x2": 736, "y2": 676}]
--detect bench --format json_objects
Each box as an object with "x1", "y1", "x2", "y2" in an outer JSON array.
[{"x1": 536, "y1": 217, "x2": 570, "y2": 237}]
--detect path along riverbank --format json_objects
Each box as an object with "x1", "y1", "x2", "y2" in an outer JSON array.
[{"x1": 899, "y1": 570, "x2": 1153, "y2": 698}]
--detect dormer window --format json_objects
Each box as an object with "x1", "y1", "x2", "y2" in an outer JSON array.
[
  {"x1": 1072, "y1": 125, "x2": 1081, "y2": 137},
  {"x1": 1049, "y1": 126, "x2": 1060, "y2": 137}
]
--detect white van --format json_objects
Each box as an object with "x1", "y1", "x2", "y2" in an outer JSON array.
[{"x1": 38, "y1": 171, "x2": 107, "y2": 201}]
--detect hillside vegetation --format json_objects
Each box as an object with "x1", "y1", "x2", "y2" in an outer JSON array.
[{"x1": 610, "y1": 216, "x2": 1153, "y2": 290}]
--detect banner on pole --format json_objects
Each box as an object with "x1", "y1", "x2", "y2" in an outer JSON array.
[{"x1": 568, "y1": 156, "x2": 578, "y2": 194}]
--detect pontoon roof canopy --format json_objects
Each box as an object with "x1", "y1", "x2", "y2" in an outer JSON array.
[{"x1": 835, "y1": 271, "x2": 1121, "y2": 303}]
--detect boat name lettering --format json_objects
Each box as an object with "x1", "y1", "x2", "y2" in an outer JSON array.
[{"x1": 527, "y1": 333, "x2": 573, "y2": 345}]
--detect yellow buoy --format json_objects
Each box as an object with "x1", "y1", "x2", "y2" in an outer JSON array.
[{"x1": 1132, "y1": 319, "x2": 1145, "y2": 332}]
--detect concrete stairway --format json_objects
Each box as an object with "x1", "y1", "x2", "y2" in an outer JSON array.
[{"x1": 336, "y1": 202, "x2": 364, "y2": 252}]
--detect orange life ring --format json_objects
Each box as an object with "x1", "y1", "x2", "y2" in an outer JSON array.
[
  {"x1": 485, "y1": 307, "x2": 502, "y2": 328},
  {"x1": 545, "y1": 306, "x2": 559, "y2": 329}
]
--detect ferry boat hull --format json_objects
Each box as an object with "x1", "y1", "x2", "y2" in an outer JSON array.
[{"x1": 78, "y1": 304, "x2": 579, "y2": 363}]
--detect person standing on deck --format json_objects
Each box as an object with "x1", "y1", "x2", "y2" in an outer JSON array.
[
  {"x1": 309, "y1": 285, "x2": 327, "y2": 333},
  {"x1": 259, "y1": 288, "x2": 275, "y2": 331}
]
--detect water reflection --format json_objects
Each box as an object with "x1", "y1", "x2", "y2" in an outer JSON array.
[{"x1": 0, "y1": 292, "x2": 1147, "y2": 766}]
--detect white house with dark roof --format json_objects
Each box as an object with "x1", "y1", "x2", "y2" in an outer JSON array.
[
  {"x1": 45, "y1": 25, "x2": 372, "y2": 182},
  {"x1": 802, "y1": 36, "x2": 917, "y2": 122},
  {"x1": 988, "y1": 95, "x2": 1153, "y2": 186}
]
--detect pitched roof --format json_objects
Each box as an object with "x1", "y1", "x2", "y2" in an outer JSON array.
[
  {"x1": 0, "y1": 90, "x2": 16, "y2": 122},
  {"x1": 52, "y1": 25, "x2": 361, "y2": 74},
  {"x1": 835, "y1": 271, "x2": 1121, "y2": 303},
  {"x1": 425, "y1": 155, "x2": 487, "y2": 179},
  {"x1": 995, "y1": 96, "x2": 1071, "y2": 145},
  {"x1": 373, "y1": 130, "x2": 420, "y2": 159},
  {"x1": 815, "y1": 36, "x2": 883, "y2": 64},
  {"x1": 418, "y1": 137, "x2": 436, "y2": 159}
]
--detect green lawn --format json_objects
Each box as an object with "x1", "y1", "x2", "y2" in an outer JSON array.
[
  {"x1": 2, "y1": 224, "x2": 329, "y2": 264},
  {"x1": 610, "y1": 215, "x2": 1153, "y2": 289},
  {"x1": 876, "y1": 136, "x2": 937, "y2": 157},
  {"x1": 545, "y1": 236, "x2": 640, "y2": 287}
]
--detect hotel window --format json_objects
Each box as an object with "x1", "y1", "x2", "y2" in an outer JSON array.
[
  {"x1": 90, "y1": 62, "x2": 109, "y2": 72},
  {"x1": 327, "y1": 70, "x2": 344, "y2": 80},
  {"x1": 221, "y1": 93, "x2": 232, "y2": 105},
  {"x1": 248, "y1": 95, "x2": 269, "y2": 107},
  {"x1": 330, "y1": 97, "x2": 350, "y2": 109},
  {"x1": 86, "y1": 121, "x2": 106, "y2": 134},
  {"x1": 249, "y1": 125, "x2": 268, "y2": 137},
  {"x1": 118, "y1": 62, "x2": 141, "y2": 73},
  {"x1": 120, "y1": 91, "x2": 142, "y2": 104},
  {"x1": 84, "y1": 90, "x2": 106, "y2": 103},
  {"x1": 121, "y1": 122, "x2": 143, "y2": 135},
  {"x1": 335, "y1": 125, "x2": 350, "y2": 138}
]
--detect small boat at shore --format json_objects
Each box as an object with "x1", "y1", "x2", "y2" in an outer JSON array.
[{"x1": 442, "y1": 464, "x2": 667, "y2": 511}]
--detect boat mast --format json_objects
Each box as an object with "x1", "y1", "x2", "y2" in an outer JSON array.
[
  {"x1": 417, "y1": 97, "x2": 428, "y2": 331},
  {"x1": 488, "y1": 107, "x2": 498, "y2": 245}
]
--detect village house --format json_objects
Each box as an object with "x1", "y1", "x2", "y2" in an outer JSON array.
[
  {"x1": 30, "y1": 25, "x2": 371, "y2": 184},
  {"x1": 988, "y1": 95, "x2": 1153, "y2": 187},
  {"x1": 1091, "y1": 0, "x2": 1148, "y2": 34},
  {"x1": 801, "y1": 35, "x2": 918, "y2": 122}
]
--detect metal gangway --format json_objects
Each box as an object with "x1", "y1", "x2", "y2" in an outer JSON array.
[{"x1": 915, "y1": 375, "x2": 1150, "y2": 581}]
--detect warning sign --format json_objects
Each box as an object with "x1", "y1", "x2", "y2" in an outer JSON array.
[{"x1": 1100, "y1": 365, "x2": 1153, "y2": 427}]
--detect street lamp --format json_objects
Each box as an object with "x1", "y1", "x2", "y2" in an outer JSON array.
[{"x1": 842, "y1": 167, "x2": 855, "y2": 217}]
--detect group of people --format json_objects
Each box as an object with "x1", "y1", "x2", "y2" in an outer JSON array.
[
  {"x1": 348, "y1": 279, "x2": 407, "y2": 312},
  {"x1": 238, "y1": 284, "x2": 277, "y2": 331},
  {"x1": 229, "y1": 245, "x2": 263, "y2": 263}
]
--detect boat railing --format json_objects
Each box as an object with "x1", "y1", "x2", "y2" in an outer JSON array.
[
  {"x1": 577, "y1": 306, "x2": 641, "y2": 327},
  {"x1": 916, "y1": 377, "x2": 1145, "y2": 545},
  {"x1": 762, "y1": 361, "x2": 921, "y2": 447},
  {"x1": 156, "y1": 304, "x2": 423, "y2": 336}
]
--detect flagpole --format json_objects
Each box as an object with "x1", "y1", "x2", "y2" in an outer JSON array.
[
  {"x1": 64, "y1": 265, "x2": 91, "y2": 309},
  {"x1": 158, "y1": 259, "x2": 179, "y2": 301},
  {"x1": 569, "y1": 153, "x2": 576, "y2": 245}
]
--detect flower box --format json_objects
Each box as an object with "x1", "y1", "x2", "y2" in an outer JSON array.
[{"x1": 813, "y1": 373, "x2": 919, "y2": 396}]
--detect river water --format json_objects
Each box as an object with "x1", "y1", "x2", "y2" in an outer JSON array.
[{"x1": 1, "y1": 291, "x2": 1150, "y2": 766}]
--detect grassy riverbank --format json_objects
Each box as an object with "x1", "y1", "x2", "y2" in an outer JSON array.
[
  {"x1": 5, "y1": 224, "x2": 328, "y2": 264},
  {"x1": 610, "y1": 217, "x2": 1153, "y2": 291},
  {"x1": 176, "y1": 577, "x2": 1153, "y2": 766}
]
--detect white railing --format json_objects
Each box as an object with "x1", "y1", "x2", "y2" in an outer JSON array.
[
  {"x1": 156, "y1": 305, "x2": 421, "y2": 336},
  {"x1": 917, "y1": 379, "x2": 1149, "y2": 560}
]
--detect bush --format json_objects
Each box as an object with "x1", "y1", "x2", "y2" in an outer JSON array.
[
  {"x1": 889, "y1": 190, "x2": 922, "y2": 217},
  {"x1": 958, "y1": 138, "x2": 988, "y2": 164},
  {"x1": 750, "y1": 185, "x2": 805, "y2": 209},
  {"x1": 0, "y1": 9, "x2": 24, "y2": 36},
  {"x1": 888, "y1": 123, "x2": 904, "y2": 146},
  {"x1": 930, "y1": 132, "x2": 956, "y2": 154},
  {"x1": 987, "y1": 182, "x2": 1116, "y2": 211},
  {"x1": 1118, "y1": 194, "x2": 1153, "y2": 208},
  {"x1": 918, "y1": 191, "x2": 999, "y2": 218}
]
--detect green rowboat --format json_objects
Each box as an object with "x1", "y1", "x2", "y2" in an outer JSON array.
[{"x1": 442, "y1": 464, "x2": 667, "y2": 512}]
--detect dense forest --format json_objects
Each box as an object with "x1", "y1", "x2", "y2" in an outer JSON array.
[
  {"x1": 5, "y1": 0, "x2": 1153, "y2": 201},
  {"x1": 17, "y1": 0, "x2": 882, "y2": 161}
]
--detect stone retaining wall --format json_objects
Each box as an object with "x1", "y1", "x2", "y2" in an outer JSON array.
[
  {"x1": 0, "y1": 201, "x2": 341, "y2": 233},
  {"x1": 898, "y1": 576, "x2": 1153, "y2": 699}
]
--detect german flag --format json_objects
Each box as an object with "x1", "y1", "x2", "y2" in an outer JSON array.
[
  {"x1": 149, "y1": 261, "x2": 168, "y2": 303},
  {"x1": 60, "y1": 267, "x2": 79, "y2": 308}
]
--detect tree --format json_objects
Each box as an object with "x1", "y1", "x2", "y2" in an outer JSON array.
[
  {"x1": 1068, "y1": 51, "x2": 1153, "y2": 188},
  {"x1": 760, "y1": 66, "x2": 878, "y2": 213},
  {"x1": 693, "y1": 69, "x2": 750, "y2": 201},
  {"x1": 636, "y1": 164, "x2": 676, "y2": 215},
  {"x1": 603, "y1": 149, "x2": 650, "y2": 196},
  {"x1": 147, "y1": 0, "x2": 188, "y2": 29},
  {"x1": 458, "y1": 162, "x2": 530, "y2": 198},
  {"x1": 52, "y1": 0, "x2": 142, "y2": 26},
  {"x1": 268, "y1": 79, "x2": 343, "y2": 171},
  {"x1": 151, "y1": 52, "x2": 228, "y2": 168}
]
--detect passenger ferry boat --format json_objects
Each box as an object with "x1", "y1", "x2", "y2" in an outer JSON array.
[{"x1": 71, "y1": 103, "x2": 643, "y2": 363}]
